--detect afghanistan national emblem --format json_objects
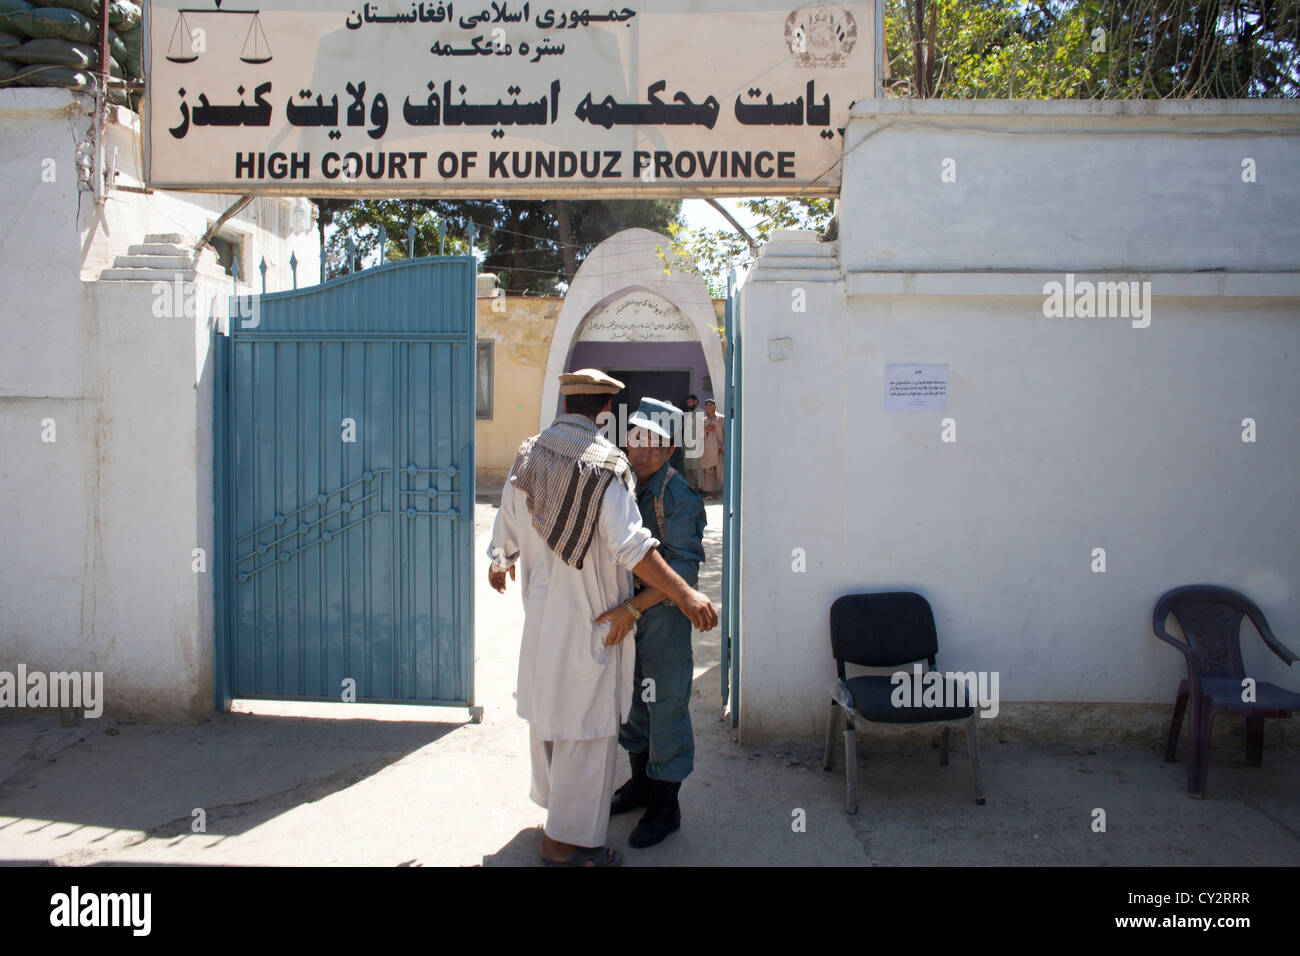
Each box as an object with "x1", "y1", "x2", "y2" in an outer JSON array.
[{"x1": 785, "y1": 4, "x2": 858, "y2": 68}]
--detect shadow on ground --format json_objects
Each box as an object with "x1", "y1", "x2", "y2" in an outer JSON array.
[{"x1": 0, "y1": 712, "x2": 460, "y2": 843}]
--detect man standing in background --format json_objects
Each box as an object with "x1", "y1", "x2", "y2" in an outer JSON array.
[
  {"x1": 682, "y1": 394, "x2": 704, "y2": 493},
  {"x1": 699, "y1": 397, "x2": 725, "y2": 498}
]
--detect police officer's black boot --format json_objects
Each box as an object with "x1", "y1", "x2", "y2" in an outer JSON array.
[
  {"x1": 628, "y1": 779, "x2": 681, "y2": 848},
  {"x1": 610, "y1": 749, "x2": 652, "y2": 815}
]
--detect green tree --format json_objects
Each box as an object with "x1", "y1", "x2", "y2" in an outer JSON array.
[
  {"x1": 666, "y1": 199, "x2": 835, "y2": 299},
  {"x1": 316, "y1": 198, "x2": 680, "y2": 291},
  {"x1": 883, "y1": 0, "x2": 1300, "y2": 100}
]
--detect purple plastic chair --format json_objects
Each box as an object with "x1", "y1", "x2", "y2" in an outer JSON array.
[{"x1": 1152, "y1": 585, "x2": 1299, "y2": 798}]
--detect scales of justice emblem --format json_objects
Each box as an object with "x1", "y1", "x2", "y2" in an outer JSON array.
[{"x1": 165, "y1": 0, "x2": 273, "y2": 64}]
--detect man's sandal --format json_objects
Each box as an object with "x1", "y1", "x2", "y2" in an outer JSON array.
[{"x1": 541, "y1": 845, "x2": 623, "y2": 867}]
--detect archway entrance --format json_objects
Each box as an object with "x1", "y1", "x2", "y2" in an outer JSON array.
[{"x1": 539, "y1": 229, "x2": 726, "y2": 433}]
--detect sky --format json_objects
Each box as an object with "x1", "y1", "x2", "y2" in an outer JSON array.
[{"x1": 678, "y1": 197, "x2": 763, "y2": 235}]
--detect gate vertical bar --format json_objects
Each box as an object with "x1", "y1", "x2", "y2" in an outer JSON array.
[
  {"x1": 725, "y1": 270, "x2": 742, "y2": 727},
  {"x1": 720, "y1": 274, "x2": 734, "y2": 709},
  {"x1": 214, "y1": 330, "x2": 233, "y2": 712},
  {"x1": 463, "y1": 252, "x2": 478, "y2": 712},
  {"x1": 392, "y1": 338, "x2": 402, "y2": 699}
]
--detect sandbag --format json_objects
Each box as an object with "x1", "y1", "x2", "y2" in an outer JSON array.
[
  {"x1": 30, "y1": 0, "x2": 140, "y2": 30},
  {"x1": 0, "y1": 29, "x2": 20, "y2": 51},
  {"x1": 11, "y1": 36, "x2": 93, "y2": 65},
  {"x1": 0, "y1": 56, "x2": 15, "y2": 80},
  {"x1": 14, "y1": 61, "x2": 93, "y2": 86},
  {"x1": 115, "y1": 0, "x2": 139, "y2": 28},
  {"x1": 117, "y1": 22, "x2": 137, "y2": 56},
  {"x1": 106, "y1": 26, "x2": 123, "y2": 62},
  {"x1": 0, "y1": 0, "x2": 33, "y2": 38},
  {"x1": 123, "y1": 51, "x2": 138, "y2": 77},
  {"x1": 0, "y1": 5, "x2": 125, "y2": 60},
  {"x1": 13, "y1": 52, "x2": 118, "y2": 78},
  {"x1": 3, "y1": 6, "x2": 97, "y2": 41},
  {"x1": 16, "y1": 62, "x2": 126, "y2": 95},
  {"x1": 11, "y1": 37, "x2": 119, "y2": 73}
]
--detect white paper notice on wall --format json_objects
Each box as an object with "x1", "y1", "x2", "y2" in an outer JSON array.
[{"x1": 884, "y1": 363, "x2": 949, "y2": 411}]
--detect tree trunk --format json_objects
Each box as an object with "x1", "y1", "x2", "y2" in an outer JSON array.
[
  {"x1": 913, "y1": 0, "x2": 927, "y2": 97},
  {"x1": 912, "y1": 0, "x2": 937, "y2": 98},
  {"x1": 926, "y1": 0, "x2": 938, "y2": 96},
  {"x1": 554, "y1": 201, "x2": 578, "y2": 283}
]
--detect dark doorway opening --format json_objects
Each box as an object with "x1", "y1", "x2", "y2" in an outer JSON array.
[
  {"x1": 605, "y1": 368, "x2": 692, "y2": 425},
  {"x1": 605, "y1": 367, "x2": 692, "y2": 475}
]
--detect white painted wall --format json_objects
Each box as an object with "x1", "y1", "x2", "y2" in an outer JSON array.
[
  {"x1": 0, "y1": 89, "x2": 320, "y2": 722},
  {"x1": 840, "y1": 100, "x2": 1300, "y2": 274},
  {"x1": 737, "y1": 101, "x2": 1300, "y2": 741}
]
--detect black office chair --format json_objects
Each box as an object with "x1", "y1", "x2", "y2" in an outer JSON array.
[{"x1": 823, "y1": 592, "x2": 987, "y2": 813}]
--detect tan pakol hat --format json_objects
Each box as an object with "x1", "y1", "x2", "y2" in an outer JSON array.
[{"x1": 559, "y1": 368, "x2": 625, "y2": 395}]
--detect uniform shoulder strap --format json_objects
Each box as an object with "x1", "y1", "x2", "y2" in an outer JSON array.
[{"x1": 654, "y1": 465, "x2": 679, "y2": 535}]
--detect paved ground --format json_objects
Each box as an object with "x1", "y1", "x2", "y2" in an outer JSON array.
[{"x1": 0, "y1": 502, "x2": 1296, "y2": 866}]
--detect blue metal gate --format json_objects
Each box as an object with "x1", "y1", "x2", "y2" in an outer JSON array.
[
  {"x1": 214, "y1": 256, "x2": 477, "y2": 711},
  {"x1": 719, "y1": 270, "x2": 741, "y2": 726}
]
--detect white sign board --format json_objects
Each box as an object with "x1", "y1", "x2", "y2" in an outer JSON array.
[
  {"x1": 144, "y1": 1, "x2": 874, "y2": 196},
  {"x1": 884, "y1": 363, "x2": 948, "y2": 412},
  {"x1": 576, "y1": 292, "x2": 698, "y2": 343}
]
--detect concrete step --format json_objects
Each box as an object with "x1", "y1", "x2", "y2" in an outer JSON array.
[
  {"x1": 113, "y1": 254, "x2": 198, "y2": 270},
  {"x1": 142, "y1": 232, "x2": 187, "y2": 245},
  {"x1": 127, "y1": 243, "x2": 195, "y2": 256},
  {"x1": 101, "y1": 260, "x2": 228, "y2": 281},
  {"x1": 754, "y1": 254, "x2": 839, "y2": 270},
  {"x1": 101, "y1": 267, "x2": 200, "y2": 282},
  {"x1": 748, "y1": 272, "x2": 841, "y2": 283},
  {"x1": 760, "y1": 243, "x2": 838, "y2": 259}
]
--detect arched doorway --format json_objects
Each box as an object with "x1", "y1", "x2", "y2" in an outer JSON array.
[
  {"x1": 570, "y1": 287, "x2": 704, "y2": 423},
  {"x1": 539, "y1": 229, "x2": 725, "y2": 432}
]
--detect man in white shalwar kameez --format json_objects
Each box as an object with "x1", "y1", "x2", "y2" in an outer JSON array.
[{"x1": 488, "y1": 369, "x2": 717, "y2": 867}]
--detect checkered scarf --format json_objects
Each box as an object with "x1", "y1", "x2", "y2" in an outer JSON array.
[{"x1": 509, "y1": 414, "x2": 636, "y2": 569}]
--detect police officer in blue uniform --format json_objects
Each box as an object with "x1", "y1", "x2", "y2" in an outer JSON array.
[{"x1": 595, "y1": 397, "x2": 706, "y2": 848}]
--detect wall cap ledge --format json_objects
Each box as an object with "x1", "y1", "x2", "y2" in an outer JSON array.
[
  {"x1": 849, "y1": 98, "x2": 1300, "y2": 130},
  {"x1": 844, "y1": 270, "x2": 1300, "y2": 298}
]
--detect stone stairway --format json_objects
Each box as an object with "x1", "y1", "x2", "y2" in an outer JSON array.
[
  {"x1": 100, "y1": 233, "x2": 229, "y2": 282},
  {"x1": 748, "y1": 229, "x2": 841, "y2": 283}
]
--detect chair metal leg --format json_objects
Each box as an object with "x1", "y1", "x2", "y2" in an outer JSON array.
[
  {"x1": 966, "y1": 714, "x2": 986, "y2": 805},
  {"x1": 842, "y1": 724, "x2": 859, "y2": 815},
  {"x1": 823, "y1": 702, "x2": 840, "y2": 771},
  {"x1": 1245, "y1": 717, "x2": 1264, "y2": 766},
  {"x1": 939, "y1": 725, "x2": 951, "y2": 766},
  {"x1": 1165, "y1": 680, "x2": 1188, "y2": 762}
]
